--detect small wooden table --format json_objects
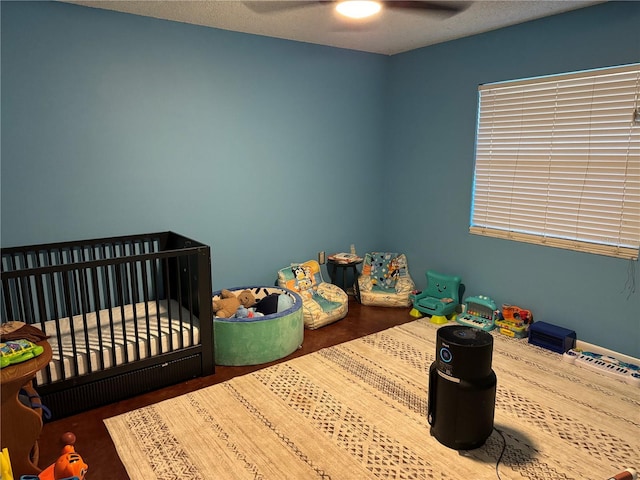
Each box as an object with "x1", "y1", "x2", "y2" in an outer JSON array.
[{"x1": 1, "y1": 341, "x2": 52, "y2": 477}]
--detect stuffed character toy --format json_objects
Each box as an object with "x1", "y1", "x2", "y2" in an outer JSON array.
[
  {"x1": 37, "y1": 433, "x2": 88, "y2": 480},
  {"x1": 212, "y1": 289, "x2": 256, "y2": 318},
  {"x1": 233, "y1": 306, "x2": 264, "y2": 319}
]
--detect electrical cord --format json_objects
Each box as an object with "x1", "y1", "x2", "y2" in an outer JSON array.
[
  {"x1": 493, "y1": 427, "x2": 507, "y2": 480},
  {"x1": 624, "y1": 259, "x2": 636, "y2": 300}
]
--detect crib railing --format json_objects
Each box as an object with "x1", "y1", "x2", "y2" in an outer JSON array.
[{"x1": 1, "y1": 231, "x2": 213, "y2": 385}]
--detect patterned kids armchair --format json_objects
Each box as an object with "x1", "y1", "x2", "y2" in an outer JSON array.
[
  {"x1": 411, "y1": 270, "x2": 462, "y2": 319},
  {"x1": 357, "y1": 252, "x2": 415, "y2": 307},
  {"x1": 278, "y1": 259, "x2": 348, "y2": 329}
]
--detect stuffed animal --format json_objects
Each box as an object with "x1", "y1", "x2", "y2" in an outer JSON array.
[
  {"x1": 233, "y1": 306, "x2": 264, "y2": 319},
  {"x1": 212, "y1": 289, "x2": 256, "y2": 318},
  {"x1": 37, "y1": 433, "x2": 88, "y2": 480}
]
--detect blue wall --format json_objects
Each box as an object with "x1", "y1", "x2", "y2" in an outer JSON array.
[
  {"x1": 384, "y1": 2, "x2": 640, "y2": 357},
  {"x1": 0, "y1": 1, "x2": 387, "y2": 287},
  {"x1": 2, "y1": 1, "x2": 638, "y2": 356}
]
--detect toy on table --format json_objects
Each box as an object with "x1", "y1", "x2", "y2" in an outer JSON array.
[
  {"x1": 20, "y1": 432, "x2": 88, "y2": 480},
  {"x1": 495, "y1": 304, "x2": 533, "y2": 338},
  {"x1": 0, "y1": 339, "x2": 44, "y2": 368}
]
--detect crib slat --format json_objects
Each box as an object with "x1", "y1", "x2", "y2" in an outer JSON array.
[
  {"x1": 49, "y1": 267, "x2": 68, "y2": 381},
  {"x1": 175, "y1": 256, "x2": 184, "y2": 350},
  {"x1": 128, "y1": 259, "x2": 140, "y2": 362},
  {"x1": 140, "y1": 258, "x2": 152, "y2": 359},
  {"x1": 152, "y1": 257, "x2": 163, "y2": 356},
  {"x1": 90, "y1": 262, "x2": 106, "y2": 371},
  {"x1": 184, "y1": 255, "x2": 195, "y2": 346},
  {"x1": 114, "y1": 262, "x2": 129, "y2": 365},
  {"x1": 61, "y1": 268, "x2": 80, "y2": 379},
  {"x1": 163, "y1": 257, "x2": 173, "y2": 353},
  {"x1": 103, "y1": 245, "x2": 118, "y2": 370},
  {"x1": 34, "y1": 274, "x2": 53, "y2": 384}
]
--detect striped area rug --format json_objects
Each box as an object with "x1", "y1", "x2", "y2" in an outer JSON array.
[{"x1": 105, "y1": 319, "x2": 640, "y2": 479}]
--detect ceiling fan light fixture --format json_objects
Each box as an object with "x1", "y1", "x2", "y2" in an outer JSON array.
[{"x1": 335, "y1": 1, "x2": 382, "y2": 19}]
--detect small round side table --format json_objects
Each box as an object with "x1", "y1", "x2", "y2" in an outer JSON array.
[
  {"x1": 1, "y1": 340, "x2": 52, "y2": 477},
  {"x1": 327, "y1": 258, "x2": 363, "y2": 301}
]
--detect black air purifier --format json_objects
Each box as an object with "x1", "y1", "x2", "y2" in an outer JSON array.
[{"x1": 428, "y1": 325, "x2": 497, "y2": 450}]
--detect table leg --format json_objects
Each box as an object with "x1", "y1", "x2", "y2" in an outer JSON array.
[{"x1": 328, "y1": 263, "x2": 336, "y2": 284}]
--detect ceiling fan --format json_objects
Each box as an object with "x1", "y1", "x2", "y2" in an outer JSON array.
[{"x1": 246, "y1": 1, "x2": 468, "y2": 18}]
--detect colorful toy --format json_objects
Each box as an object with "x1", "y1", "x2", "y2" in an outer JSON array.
[
  {"x1": 0, "y1": 339, "x2": 44, "y2": 368},
  {"x1": 36, "y1": 433, "x2": 88, "y2": 480},
  {"x1": 501, "y1": 304, "x2": 533, "y2": 324},
  {"x1": 495, "y1": 304, "x2": 533, "y2": 338},
  {"x1": 411, "y1": 271, "x2": 462, "y2": 321},
  {"x1": 233, "y1": 305, "x2": 264, "y2": 319},
  {"x1": 456, "y1": 295, "x2": 498, "y2": 331}
]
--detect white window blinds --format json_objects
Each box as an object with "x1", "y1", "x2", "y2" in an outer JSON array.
[{"x1": 470, "y1": 64, "x2": 640, "y2": 260}]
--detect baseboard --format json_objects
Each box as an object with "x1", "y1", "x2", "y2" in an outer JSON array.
[{"x1": 574, "y1": 340, "x2": 640, "y2": 365}]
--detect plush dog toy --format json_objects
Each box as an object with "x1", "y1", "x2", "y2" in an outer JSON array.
[{"x1": 212, "y1": 289, "x2": 256, "y2": 318}]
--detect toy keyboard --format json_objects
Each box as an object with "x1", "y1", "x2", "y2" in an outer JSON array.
[
  {"x1": 563, "y1": 349, "x2": 640, "y2": 386},
  {"x1": 456, "y1": 295, "x2": 497, "y2": 332}
]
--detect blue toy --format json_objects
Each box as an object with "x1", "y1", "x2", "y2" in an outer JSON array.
[
  {"x1": 411, "y1": 270, "x2": 463, "y2": 323},
  {"x1": 233, "y1": 306, "x2": 264, "y2": 319}
]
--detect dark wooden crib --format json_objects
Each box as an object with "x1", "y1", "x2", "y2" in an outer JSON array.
[{"x1": 1, "y1": 231, "x2": 213, "y2": 420}]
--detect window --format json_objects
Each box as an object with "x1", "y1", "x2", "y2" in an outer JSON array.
[{"x1": 470, "y1": 64, "x2": 640, "y2": 260}]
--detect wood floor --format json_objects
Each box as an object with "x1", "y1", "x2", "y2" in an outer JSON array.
[{"x1": 38, "y1": 299, "x2": 416, "y2": 480}]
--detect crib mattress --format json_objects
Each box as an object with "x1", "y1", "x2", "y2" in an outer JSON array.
[{"x1": 36, "y1": 299, "x2": 200, "y2": 384}]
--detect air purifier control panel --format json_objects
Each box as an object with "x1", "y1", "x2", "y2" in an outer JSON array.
[{"x1": 439, "y1": 347, "x2": 453, "y2": 363}]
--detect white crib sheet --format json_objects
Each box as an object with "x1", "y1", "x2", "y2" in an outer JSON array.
[{"x1": 36, "y1": 299, "x2": 200, "y2": 384}]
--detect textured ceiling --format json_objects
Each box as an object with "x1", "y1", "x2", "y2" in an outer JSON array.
[{"x1": 63, "y1": 0, "x2": 603, "y2": 55}]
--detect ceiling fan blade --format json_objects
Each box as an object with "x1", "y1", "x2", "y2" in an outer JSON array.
[
  {"x1": 382, "y1": 1, "x2": 468, "y2": 14},
  {"x1": 244, "y1": 2, "x2": 315, "y2": 15},
  {"x1": 245, "y1": 0, "x2": 469, "y2": 16}
]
